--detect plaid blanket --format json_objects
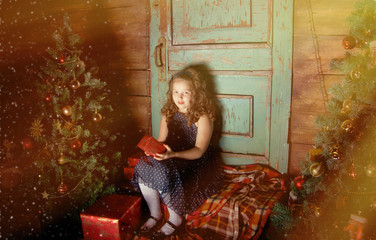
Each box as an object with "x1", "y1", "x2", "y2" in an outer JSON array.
[{"x1": 184, "y1": 164, "x2": 286, "y2": 240}]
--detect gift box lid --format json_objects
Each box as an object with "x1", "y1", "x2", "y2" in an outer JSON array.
[
  {"x1": 81, "y1": 194, "x2": 141, "y2": 220},
  {"x1": 137, "y1": 135, "x2": 166, "y2": 156}
]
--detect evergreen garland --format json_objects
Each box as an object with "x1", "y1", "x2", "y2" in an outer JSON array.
[{"x1": 271, "y1": 1, "x2": 376, "y2": 239}]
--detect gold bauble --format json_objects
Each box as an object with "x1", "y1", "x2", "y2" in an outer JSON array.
[
  {"x1": 76, "y1": 60, "x2": 85, "y2": 69},
  {"x1": 62, "y1": 105, "x2": 73, "y2": 116},
  {"x1": 70, "y1": 79, "x2": 80, "y2": 90},
  {"x1": 58, "y1": 155, "x2": 66, "y2": 165},
  {"x1": 330, "y1": 144, "x2": 340, "y2": 160},
  {"x1": 341, "y1": 119, "x2": 354, "y2": 132},
  {"x1": 310, "y1": 162, "x2": 324, "y2": 177},
  {"x1": 365, "y1": 163, "x2": 376, "y2": 177},
  {"x1": 314, "y1": 207, "x2": 322, "y2": 217},
  {"x1": 350, "y1": 70, "x2": 361, "y2": 80},
  {"x1": 341, "y1": 99, "x2": 352, "y2": 114},
  {"x1": 93, "y1": 112, "x2": 103, "y2": 122}
]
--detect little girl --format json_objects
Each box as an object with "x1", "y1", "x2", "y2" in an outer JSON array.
[{"x1": 131, "y1": 66, "x2": 223, "y2": 238}]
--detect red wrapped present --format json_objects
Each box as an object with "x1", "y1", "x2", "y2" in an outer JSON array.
[
  {"x1": 80, "y1": 194, "x2": 142, "y2": 240},
  {"x1": 128, "y1": 151, "x2": 144, "y2": 167},
  {"x1": 124, "y1": 167, "x2": 135, "y2": 180},
  {"x1": 137, "y1": 136, "x2": 166, "y2": 157}
]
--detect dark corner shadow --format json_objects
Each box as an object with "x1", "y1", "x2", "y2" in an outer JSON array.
[{"x1": 182, "y1": 63, "x2": 224, "y2": 166}]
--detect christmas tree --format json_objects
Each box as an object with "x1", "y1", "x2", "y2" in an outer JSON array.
[
  {"x1": 271, "y1": 1, "x2": 376, "y2": 239},
  {"x1": 25, "y1": 15, "x2": 121, "y2": 220}
]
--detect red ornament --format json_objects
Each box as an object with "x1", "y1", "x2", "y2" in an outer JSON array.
[
  {"x1": 294, "y1": 175, "x2": 306, "y2": 190},
  {"x1": 70, "y1": 139, "x2": 82, "y2": 150},
  {"x1": 22, "y1": 137, "x2": 34, "y2": 150},
  {"x1": 57, "y1": 182, "x2": 68, "y2": 194},
  {"x1": 58, "y1": 52, "x2": 66, "y2": 63},
  {"x1": 342, "y1": 36, "x2": 357, "y2": 50},
  {"x1": 45, "y1": 92, "x2": 53, "y2": 102}
]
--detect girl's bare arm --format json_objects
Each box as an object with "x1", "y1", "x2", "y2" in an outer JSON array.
[{"x1": 155, "y1": 114, "x2": 213, "y2": 161}]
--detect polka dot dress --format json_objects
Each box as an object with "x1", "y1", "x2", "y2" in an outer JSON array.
[{"x1": 131, "y1": 112, "x2": 223, "y2": 216}]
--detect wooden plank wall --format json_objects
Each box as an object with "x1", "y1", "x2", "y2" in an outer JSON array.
[{"x1": 289, "y1": 0, "x2": 355, "y2": 174}]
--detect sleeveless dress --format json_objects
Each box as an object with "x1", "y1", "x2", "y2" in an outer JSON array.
[{"x1": 131, "y1": 112, "x2": 223, "y2": 216}]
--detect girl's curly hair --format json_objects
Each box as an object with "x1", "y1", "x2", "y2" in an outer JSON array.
[{"x1": 161, "y1": 66, "x2": 216, "y2": 126}]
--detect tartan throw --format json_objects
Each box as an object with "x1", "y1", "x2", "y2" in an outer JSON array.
[{"x1": 184, "y1": 164, "x2": 286, "y2": 240}]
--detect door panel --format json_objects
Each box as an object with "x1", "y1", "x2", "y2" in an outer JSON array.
[
  {"x1": 150, "y1": 0, "x2": 292, "y2": 173},
  {"x1": 214, "y1": 74, "x2": 270, "y2": 158},
  {"x1": 172, "y1": 0, "x2": 269, "y2": 44}
]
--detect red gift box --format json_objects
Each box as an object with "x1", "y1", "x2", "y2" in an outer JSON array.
[
  {"x1": 80, "y1": 194, "x2": 142, "y2": 240},
  {"x1": 128, "y1": 151, "x2": 144, "y2": 167},
  {"x1": 137, "y1": 136, "x2": 166, "y2": 157},
  {"x1": 124, "y1": 167, "x2": 135, "y2": 180}
]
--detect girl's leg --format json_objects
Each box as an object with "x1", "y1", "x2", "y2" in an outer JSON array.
[
  {"x1": 139, "y1": 183, "x2": 163, "y2": 228},
  {"x1": 159, "y1": 207, "x2": 183, "y2": 235}
]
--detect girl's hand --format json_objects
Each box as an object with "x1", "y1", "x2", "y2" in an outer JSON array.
[{"x1": 154, "y1": 144, "x2": 174, "y2": 161}]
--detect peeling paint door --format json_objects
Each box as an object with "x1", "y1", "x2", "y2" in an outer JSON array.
[{"x1": 150, "y1": 0, "x2": 292, "y2": 173}]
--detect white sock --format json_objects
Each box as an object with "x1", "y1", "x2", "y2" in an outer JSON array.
[
  {"x1": 139, "y1": 183, "x2": 162, "y2": 228},
  {"x1": 160, "y1": 207, "x2": 183, "y2": 235}
]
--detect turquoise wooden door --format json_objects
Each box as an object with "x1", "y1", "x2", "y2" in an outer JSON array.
[{"x1": 150, "y1": 0, "x2": 292, "y2": 173}]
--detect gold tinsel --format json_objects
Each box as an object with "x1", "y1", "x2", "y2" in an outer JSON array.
[
  {"x1": 56, "y1": 120, "x2": 62, "y2": 131},
  {"x1": 30, "y1": 118, "x2": 44, "y2": 140},
  {"x1": 63, "y1": 121, "x2": 77, "y2": 134}
]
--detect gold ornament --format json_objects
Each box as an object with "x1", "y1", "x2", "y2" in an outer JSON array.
[
  {"x1": 58, "y1": 155, "x2": 66, "y2": 165},
  {"x1": 350, "y1": 70, "x2": 361, "y2": 80},
  {"x1": 76, "y1": 60, "x2": 85, "y2": 69},
  {"x1": 93, "y1": 112, "x2": 103, "y2": 122},
  {"x1": 62, "y1": 105, "x2": 73, "y2": 116},
  {"x1": 30, "y1": 118, "x2": 44, "y2": 140},
  {"x1": 309, "y1": 148, "x2": 323, "y2": 162},
  {"x1": 365, "y1": 163, "x2": 376, "y2": 177},
  {"x1": 63, "y1": 121, "x2": 76, "y2": 134},
  {"x1": 314, "y1": 207, "x2": 322, "y2": 217},
  {"x1": 56, "y1": 120, "x2": 62, "y2": 131},
  {"x1": 341, "y1": 98, "x2": 352, "y2": 114},
  {"x1": 341, "y1": 119, "x2": 354, "y2": 132},
  {"x1": 69, "y1": 78, "x2": 80, "y2": 90},
  {"x1": 41, "y1": 190, "x2": 49, "y2": 200},
  {"x1": 330, "y1": 144, "x2": 341, "y2": 160},
  {"x1": 310, "y1": 162, "x2": 324, "y2": 177}
]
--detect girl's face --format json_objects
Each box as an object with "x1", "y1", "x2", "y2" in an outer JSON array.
[{"x1": 172, "y1": 78, "x2": 192, "y2": 113}]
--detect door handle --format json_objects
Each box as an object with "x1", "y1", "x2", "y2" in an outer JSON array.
[
  {"x1": 154, "y1": 37, "x2": 166, "y2": 81},
  {"x1": 154, "y1": 43, "x2": 163, "y2": 67}
]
